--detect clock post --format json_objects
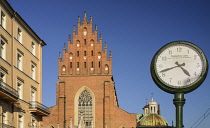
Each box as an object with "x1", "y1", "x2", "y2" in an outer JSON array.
[
  {"x1": 150, "y1": 41, "x2": 208, "y2": 128},
  {"x1": 173, "y1": 93, "x2": 185, "y2": 128}
]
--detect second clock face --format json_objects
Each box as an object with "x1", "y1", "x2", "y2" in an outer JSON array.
[{"x1": 155, "y1": 43, "x2": 203, "y2": 88}]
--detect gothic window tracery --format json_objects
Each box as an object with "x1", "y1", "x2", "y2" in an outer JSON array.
[{"x1": 78, "y1": 90, "x2": 93, "y2": 127}]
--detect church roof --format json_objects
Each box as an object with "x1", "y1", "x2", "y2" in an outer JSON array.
[{"x1": 138, "y1": 113, "x2": 168, "y2": 127}]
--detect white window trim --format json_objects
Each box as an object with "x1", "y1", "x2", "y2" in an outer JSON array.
[
  {"x1": 17, "y1": 50, "x2": 24, "y2": 71},
  {"x1": 1, "y1": 11, "x2": 6, "y2": 29},
  {"x1": 17, "y1": 28, "x2": 22, "y2": 43},
  {"x1": 31, "y1": 86, "x2": 36, "y2": 102},
  {"x1": 31, "y1": 61, "x2": 36, "y2": 80},
  {"x1": 31, "y1": 41, "x2": 36, "y2": 55},
  {"x1": 2, "y1": 109, "x2": 8, "y2": 125},
  {"x1": 0, "y1": 35, "x2": 7, "y2": 60},
  {"x1": 17, "y1": 78, "x2": 23, "y2": 99},
  {"x1": 18, "y1": 112, "x2": 24, "y2": 128}
]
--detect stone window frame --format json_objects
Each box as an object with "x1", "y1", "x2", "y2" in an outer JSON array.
[{"x1": 74, "y1": 86, "x2": 95, "y2": 127}]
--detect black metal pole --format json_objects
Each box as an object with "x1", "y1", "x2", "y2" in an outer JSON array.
[{"x1": 173, "y1": 93, "x2": 185, "y2": 128}]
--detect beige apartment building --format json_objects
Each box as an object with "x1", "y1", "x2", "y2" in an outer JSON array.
[{"x1": 0, "y1": 0, "x2": 49, "y2": 128}]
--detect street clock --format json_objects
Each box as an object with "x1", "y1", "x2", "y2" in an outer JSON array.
[{"x1": 151, "y1": 41, "x2": 208, "y2": 94}]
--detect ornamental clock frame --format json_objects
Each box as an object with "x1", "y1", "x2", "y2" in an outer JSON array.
[{"x1": 151, "y1": 41, "x2": 208, "y2": 94}]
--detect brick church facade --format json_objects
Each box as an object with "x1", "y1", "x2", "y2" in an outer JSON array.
[{"x1": 42, "y1": 12, "x2": 136, "y2": 128}]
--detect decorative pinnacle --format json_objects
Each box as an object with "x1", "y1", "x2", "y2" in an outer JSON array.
[
  {"x1": 78, "y1": 16, "x2": 80, "y2": 23},
  {"x1": 109, "y1": 51, "x2": 112, "y2": 57},
  {"x1": 73, "y1": 25, "x2": 76, "y2": 32},
  {"x1": 90, "y1": 16, "x2": 92, "y2": 22},
  {"x1": 64, "y1": 43, "x2": 66, "y2": 50},
  {"x1": 104, "y1": 42, "x2": 107, "y2": 49},
  {"x1": 68, "y1": 34, "x2": 71, "y2": 41},
  {"x1": 100, "y1": 34, "x2": 102, "y2": 40},
  {"x1": 59, "y1": 52, "x2": 61, "y2": 58},
  {"x1": 95, "y1": 25, "x2": 97, "y2": 31},
  {"x1": 84, "y1": 11, "x2": 87, "y2": 18}
]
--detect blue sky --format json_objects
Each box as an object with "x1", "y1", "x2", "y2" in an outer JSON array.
[{"x1": 8, "y1": 0, "x2": 210, "y2": 127}]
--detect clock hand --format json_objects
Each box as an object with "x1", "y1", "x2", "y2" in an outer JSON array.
[
  {"x1": 159, "y1": 62, "x2": 185, "y2": 73},
  {"x1": 175, "y1": 62, "x2": 191, "y2": 76}
]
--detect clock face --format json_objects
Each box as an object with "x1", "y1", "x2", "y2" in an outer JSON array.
[{"x1": 151, "y1": 41, "x2": 208, "y2": 93}]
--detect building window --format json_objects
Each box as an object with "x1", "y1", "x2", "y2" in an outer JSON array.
[
  {"x1": 83, "y1": 28, "x2": 87, "y2": 36},
  {"x1": 31, "y1": 116, "x2": 37, "y2": 128},
  {"x1": 78, "y1": 90, "x2": 93, "y2": 127},
  {"x1": 2, "y1": 110, "x2": 8, "y2": 125},
  {"x1": 98, "y1": 52, "x2": 101, "y2": 59},
  {"x1": 17, "y1": 51, "x2": 23, "y2": 71},
  {"x1": 0, "y1": 69, "x2": 6, "y2": 82},
  {"x1": 17, "y1": 78, "x2": 23, "y2": 99},
  {"x1": 62, "y1": 65, "x2": 66, "y2": 72},
  {"x1": 0, "y1": 72, "x2": 6, "y2": 83},
  {"x1": 17, "y1": 54, "x2": 22, "y2": 69},
  {"x1": 1, "y1": 11, "x2": 6, "y2": 29},
  {"x1": 84, "y1": 39, "x2": 86, "y2": 45},
  {"x1": 31, "y1": 42, "x2": 36, "y2": 55},
  {"x1": 105, "y1": 65, "x2": 109, "y2": 72},
  {"x1": 77, "y1": 51, "x2": 79, "y2": 57},
  {"x1": 91, "y1": 62, "x2": 94, "y2": 68},
  {"x1": 77, "y1": 62, "x2": 80, "y2": 68},
  {"x1": 98, "y1": 61, "x2": 101, "y2": 68},
  {"x1": 76, "y1": 40, "x2": 80, "y2": 47},
  {"x1": 31, "y1": 62, "x2": 36, "y2": 80},
  {"x1": 17, "y1": 28, "x2": 22, "y2": 43},
  {"x1": 69, "y1": 53, "x2": 73, "y2": 60},
  {"x1": 84, "y1": 62, "x2": 86, "y2": 68},
  {"x1": 91, "y1": 51, "x2": 94, "y2": 56},
  {"x1": 31, "y1": 87, "x2": 36, "y2": 102},
  {"x1": 84, "y1": 51, "x2": 86, "y2": 56},
  {"x1": 70, "y1": 62, "x2": 72, "y2": 68},
  {"x1": 18, "y1": 113, "x2": 24, "y2": 128},
  {"x1": 0, "y1": 36, "x2": 7, "y2": 60}
]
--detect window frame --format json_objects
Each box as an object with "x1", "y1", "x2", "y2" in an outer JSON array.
[
  {"x1": 18, "y1": 112, "x2": 24, "y2": 128},
  {"x1": 78, "y1": 90, "x2": 93, "y2": 127},
  {"x1": 1, "y1": 11, "x2": 6, "y2": 29},
  {"x1": 17, "y1": 78, "x2": 24, "y2": 99},
  {"x1": 31, "y1": 61, "x2": 36, "y2": 80},
  {"x1": 0, "y1": 35, "x2": 7, "y2": 60},
  {"x1": 17, "y1": 50, "x2": 23, "y2": 71},
  {"x1": 17, "y1": 28, "x2": 22, "y2": 43},
  {"x1": 31, "y1": 41, "x2": 36, "y2": 55}
]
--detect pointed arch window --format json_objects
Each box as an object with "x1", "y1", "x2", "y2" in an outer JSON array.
[
  {"x1": 98, "y1": 61, "x2": 101, "y2": 68},
  {"x1": 78, "y1": 90, "x2": 93, "y2": 127},
  {"x1": 90, "y1": 39, "x2": 94, "y2": 47},
  {"x1": 91, "y1": 51, "x2": 94, "y2": 56},
  {"x1": 84, "y1": 39, "x2": 87, "y2": 45},
  {"x1": 98, "y1": 52, "x2": 101, "y2": 59},
  {"x1": 83, "y1": 27, "x2": 87, "y2": 36}
]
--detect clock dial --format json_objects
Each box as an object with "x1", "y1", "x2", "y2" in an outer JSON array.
[
  {"x1": 151, "y1": 41, "x2": 208, "y2": 94},
  {"x1": 155, "y1": 44, "x2": 203, "y2": 88}
]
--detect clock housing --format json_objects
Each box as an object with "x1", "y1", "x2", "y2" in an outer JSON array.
[{"x1": 151, "y1": 41, "x2": 208, "y2": 94}]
